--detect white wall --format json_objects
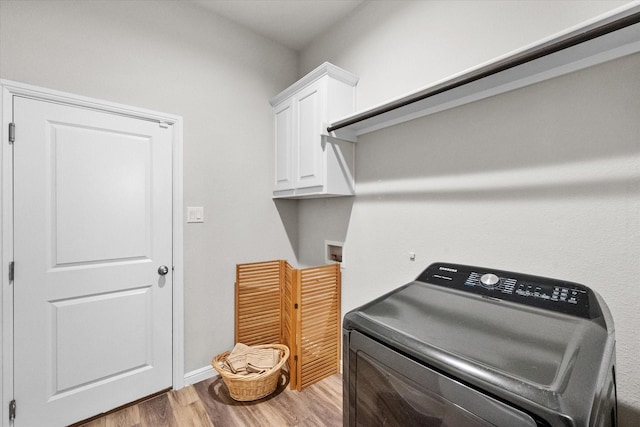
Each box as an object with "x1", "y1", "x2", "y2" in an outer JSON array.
[
  {"x1": 298, "y1": 1, "x2": 640, "y2": 424},
  {"x1": 0, "y1": 0, "x2": 299, "y2": 373}
]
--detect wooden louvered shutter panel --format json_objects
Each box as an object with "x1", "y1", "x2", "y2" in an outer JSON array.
[
  {"x1": 297, "y1": 263, "x2": 341, "y2": 390},
  {"x1": 235, "y1": 260, "x2": 283, "y2": 346},
  {"x1": 281, "y1": 261, "x2": 298, "y2": 389}
]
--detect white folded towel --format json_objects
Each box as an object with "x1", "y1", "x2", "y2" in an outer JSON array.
[{"x1": 223, "y1": 343, "x2": 280, "y2": 375}]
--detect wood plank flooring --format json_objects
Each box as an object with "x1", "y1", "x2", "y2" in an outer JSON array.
[{"x1": 77, "y1": 372, "x2": 342, "y2": 427}]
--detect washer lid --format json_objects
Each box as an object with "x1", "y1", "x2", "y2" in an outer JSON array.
[{"x1": 343, "y1": 263, "x2": 613, "y2": 407}]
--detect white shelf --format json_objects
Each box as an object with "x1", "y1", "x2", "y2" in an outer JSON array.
[{"x1": 328, "y1": 4, "x2": 640, "y2": 140}]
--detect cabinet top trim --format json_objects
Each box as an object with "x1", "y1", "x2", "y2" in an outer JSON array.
[
  {"x1": 270, "y1": 62, "x2": 359, "y2": 107},
  {"x1": 326, "y1": 3, "x2": 640, "y2": 137}
]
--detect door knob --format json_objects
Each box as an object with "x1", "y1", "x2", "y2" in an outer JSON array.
[{"x1": 158, "y1": 265, "x2": 169, "y2": 276}]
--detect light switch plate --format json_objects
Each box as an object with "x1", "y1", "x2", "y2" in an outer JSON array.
[{"x1": 187, "y1": 206, "x2": 204, "y2": 223}]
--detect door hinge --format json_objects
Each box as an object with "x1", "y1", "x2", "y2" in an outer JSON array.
[
  {"x1": 8, "y1": 122, "x2": 15, "y2": 144},
  {"x1": 9, "y1": 261, "x2": 14, "y2": 283},
  {"x1": 9, "y1": 399, "x2": 16, "y2": 422}
]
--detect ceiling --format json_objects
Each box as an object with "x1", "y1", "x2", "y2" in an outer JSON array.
[{"x1": 191, "y1": 0, "x2": 366, "y2": 51}]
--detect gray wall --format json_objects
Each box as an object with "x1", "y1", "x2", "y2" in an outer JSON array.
[
  {"x1": 0, "y1": 0, "x2": 299, "y2": 372},
  {"x1": 298, "y1": 0, "x2": 640, "y2": 423}
]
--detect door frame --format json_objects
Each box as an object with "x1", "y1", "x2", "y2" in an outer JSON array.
[{"x1": 0, "y1": 79, "x2": 185, "y2": 426}]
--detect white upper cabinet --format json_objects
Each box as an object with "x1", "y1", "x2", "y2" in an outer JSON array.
[{"x1": 270, "y1": 62, "x2": 358, "y2": 198}]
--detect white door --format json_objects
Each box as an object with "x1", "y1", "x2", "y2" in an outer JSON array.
[{"x1": 12, "y1": 96, "x2": 173, "y2": 426}]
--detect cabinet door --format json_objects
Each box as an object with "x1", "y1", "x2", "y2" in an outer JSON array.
[
  {"x1": 274, "y1": 100, "x2": 294, "y2": 191},
  {"x1": 295, "y1": 81, "x2": 324, "y2": 190}
]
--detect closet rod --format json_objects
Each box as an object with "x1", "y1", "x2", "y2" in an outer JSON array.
[{"x1": 326, "y1": 9, "x2": 640, "y2": 134}]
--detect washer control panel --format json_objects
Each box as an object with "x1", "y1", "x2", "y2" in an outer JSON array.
[{"x1": 418, "y1": 262, "x2": 597, "y2": 319}]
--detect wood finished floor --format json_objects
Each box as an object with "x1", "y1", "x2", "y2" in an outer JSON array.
[{"x1": 77, "y1": 373, "x2": 342, "y2": 427}]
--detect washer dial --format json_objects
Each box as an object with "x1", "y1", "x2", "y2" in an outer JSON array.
[{"x1": 480, "y1": 273, "x2": 500, "y2": 289}]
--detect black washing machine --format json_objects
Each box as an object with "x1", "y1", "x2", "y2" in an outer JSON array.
[{"x1": 343, "y1": 262, "x2": 617, "y2": 426}]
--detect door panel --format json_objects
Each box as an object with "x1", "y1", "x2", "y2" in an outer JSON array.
[
  {"x1": 295, "y1": 81, "x2": 323, "y2": 189},
  {"x1": 274, "y1": 101, "x2": 293, "y2": 191},
  {"x1": 51, "y1": 287, "x2": 152, "y2": 395},
  {"x1": 13, "y1": 96, "x2": 173, "y2": 426},
  {"x1": 53, "y1": 123, "x2": 151, "y2": 265}
]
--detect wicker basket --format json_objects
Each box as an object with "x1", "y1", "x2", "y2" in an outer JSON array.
[{"x1": 211, "y1": 344, "x2": 290, "y2": 401}]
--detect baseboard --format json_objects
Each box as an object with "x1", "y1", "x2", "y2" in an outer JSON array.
[{"x1": 183, "y1": 365, "x2": 217, "y2": 387}]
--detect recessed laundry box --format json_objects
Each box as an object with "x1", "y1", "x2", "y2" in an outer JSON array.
[{"x1": 343, "y1": 262, "x2": 617, "y2": 426}]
